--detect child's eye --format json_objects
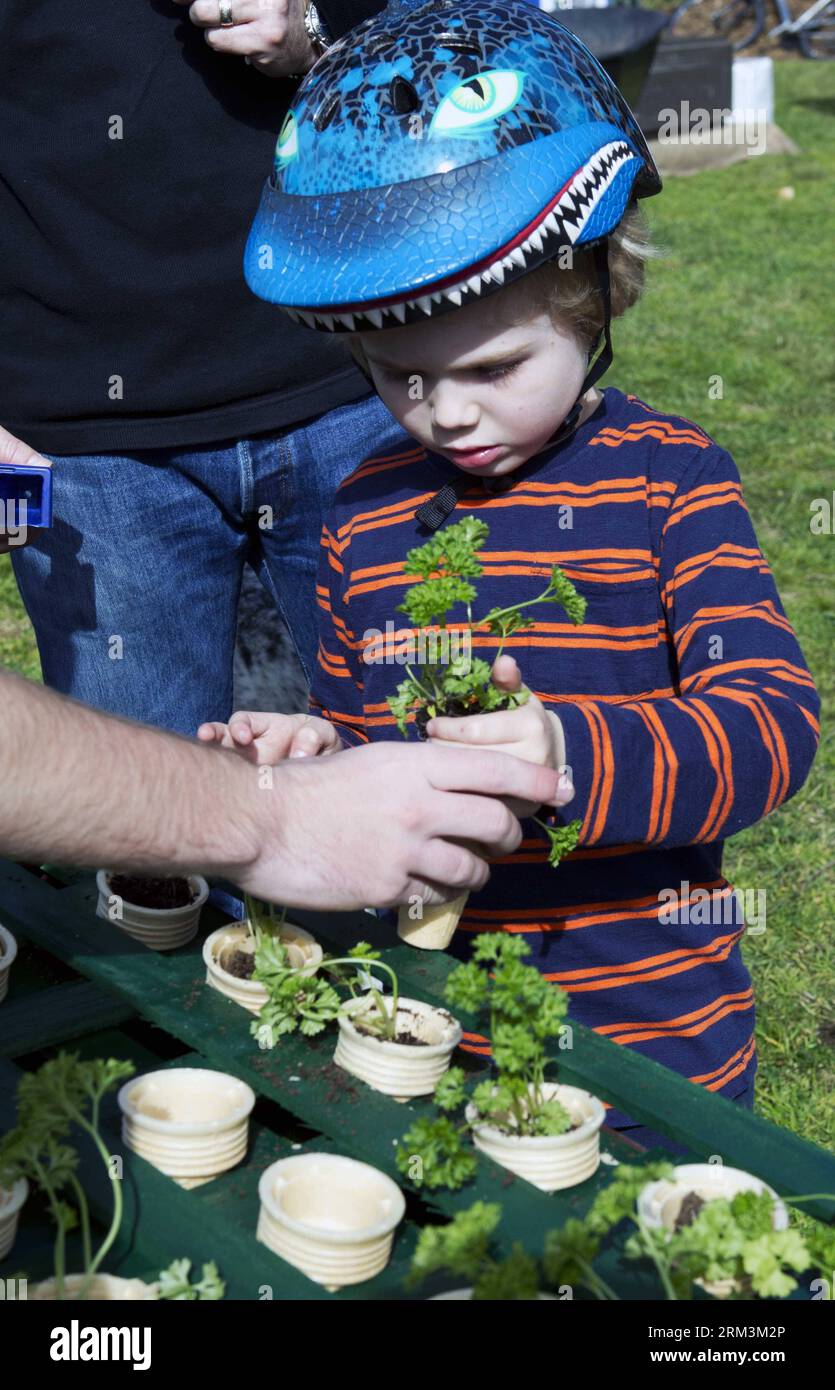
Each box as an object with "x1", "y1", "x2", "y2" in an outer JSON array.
[
  {"x1": 377, "y1": 360, "x2": 522, "y2": 386},
  {"x1": 481, "y1": 360, "x2": 521, "y2": 383}
]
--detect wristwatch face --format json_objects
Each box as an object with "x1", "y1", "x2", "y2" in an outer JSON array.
[{"x1": 307, "y1": 2, "x2": 331, "y2": 46}]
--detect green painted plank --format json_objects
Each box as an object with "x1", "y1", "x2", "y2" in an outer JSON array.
[
  {"x1": 278, "y1": 904, "x2": 835, "y2": 1221},
  {"x1": 114, "y1": 1051, "x2": 423, "y2": 1300},
  {"x1": 2, "y1": 861, "x2": 831, "y2": 1235},
  {"x1": 0, "y1": 868, "x2": 654, "y2": 1277},
  {"x1": 0, "y1": 1052, "x2": 420, "y2": 1300},
  {"x1": 0, "y1": 980, "x2": 134, "y2": 1058},
  {"x1": 0, "y1": 935, "x2": 78, "y2": 1001}
]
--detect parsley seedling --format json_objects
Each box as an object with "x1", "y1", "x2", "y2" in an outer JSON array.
[
  {"x1": 396, "y1": 933, "x2": 573, "y2": 1190},
  {"x1": 0, "y1": 1053, "x2": 135, "y2": 1301},
  {"x1": 251, "y1": 940, "x2": 403, "y2": 1050},
  {"x1": 544, "y1": 1165, "x2": 835, "y2": 1300},
  {"x1": 157, "y1": 1258, "x2": 225, "y2": 1301},
  {"x1": 387, "y1": 514, "x2": 584, "y2": 867},
  {"x1": 0, "y1": 1054, "x2": 231, "y2": 1302},
  {"x1": 407, "y1": 1201, "x2": 541, "y2": 1300},
  {"x1": 243, "y1": 892, "x2": 289, "y2": 950}
]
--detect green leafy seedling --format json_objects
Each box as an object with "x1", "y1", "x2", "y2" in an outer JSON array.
[
  {"x1": 396, "y1": 933, "x2": 573, "y2": 1190},
  {"x1": 387, "y1": 514, "x2": 585, "y2": 866},
  {"x1": 0, "y1": 1053, "x2": 135, "y2": 1302},
  {"x1": 157, "y1": 1258, "x2": 225, "y2": 1301},
  {"x1": 251, "y1": 939, "x2": 403, "y2": 1050},
  {"x1": 407, "y1": 1201, "x2": 541, "y2": 1300},
  {"x1": 547, "y1": 1165, "x2": 835, "y2": 1301}
]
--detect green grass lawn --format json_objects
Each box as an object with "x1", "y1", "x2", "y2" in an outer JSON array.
[
  {"x1": 0, "y1": 61, "x2": 832, "y2": 1151},
  {"x1": 615, "y1": 60, "x2": 835, "y2": 1150},
  {"x1": 0, "y1": 558, "x2": 40, "y2": 681}
]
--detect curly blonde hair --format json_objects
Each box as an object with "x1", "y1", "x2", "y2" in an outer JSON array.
[
  {"x1": 348, "y1": 200, "x2": 661, "y2": 372},
  {"x1": 503, "y1": 200, "x2": 661, "y2": 348}
]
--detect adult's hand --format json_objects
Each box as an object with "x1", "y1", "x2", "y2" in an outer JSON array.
[
  {"x1": 0, "y1": 667, "x2": 558, "y2": 913},
  {"x1": 239, "y1": 740, "x2": 563, "y2": 911},
  {"x1": 426, "y1": 655, "x2": 574, "y2": 819},
  {"x1": 0, "y1": 424, "x2": 49, "y2": 554},
  {"x1": 174, "y1": 0, "x2": 320, "y2": 79}
]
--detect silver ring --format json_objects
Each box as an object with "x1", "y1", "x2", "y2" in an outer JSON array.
[{"x1": 219, "y1": 2, "x2": 234, "y2": 25}]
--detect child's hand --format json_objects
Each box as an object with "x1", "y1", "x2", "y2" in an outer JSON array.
[
  {"x1": 425, "y1": 656, "x2": 574, "y2": 817},
  {"x1": 196, "y1": 710, "x2": 342, "y2": 765}
]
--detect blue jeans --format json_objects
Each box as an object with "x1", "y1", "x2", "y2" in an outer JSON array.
[{"x1": 12, "y1": 395, "x2": 408, "y2": 734}]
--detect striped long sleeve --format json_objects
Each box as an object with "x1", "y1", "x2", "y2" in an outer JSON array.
[
  {"x1": 310, "y1": 520, "x2": 368, "y2": 748},
  {"x1": 306, "y1": 389, "x2": 818, "y2": 1111},
  {"x1": 550, "y1": 445, "x2": 820, "y2": 849}
]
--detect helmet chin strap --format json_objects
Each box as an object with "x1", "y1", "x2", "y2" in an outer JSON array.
[
  {"x1": 361, "y1": 238, "x2": 613, "y2": 534},
  {"x1": 540, "y1": 238, "x2": 613, "y2": 450}
]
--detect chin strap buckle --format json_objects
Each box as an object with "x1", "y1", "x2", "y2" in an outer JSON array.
[{"x1": 414, "y1": 474, "x2": 472, "y2": 531}]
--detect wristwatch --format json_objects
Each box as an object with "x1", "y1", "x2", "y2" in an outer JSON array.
[
  {"x1": 304, "y1": 2, "x2": 333, "y2": 56},
  {"x1": 286, "y1": 1, "x2": 333, "y2": 77}
]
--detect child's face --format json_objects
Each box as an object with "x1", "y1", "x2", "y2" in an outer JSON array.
[{"x1": 355, "y1": 287, "x2": 587, "y2": 478}]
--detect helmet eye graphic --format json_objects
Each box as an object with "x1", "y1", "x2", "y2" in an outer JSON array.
[
  {"x1": 274, "y1": 111, "x2": 299, "y2": 171},
  {"x1": 429, "y1": 69, "x2": 524, "y2": 137}
]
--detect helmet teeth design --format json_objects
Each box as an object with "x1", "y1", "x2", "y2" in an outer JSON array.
[{"x1": 285, "y1": 140, "x2": 636, "y2": 334}]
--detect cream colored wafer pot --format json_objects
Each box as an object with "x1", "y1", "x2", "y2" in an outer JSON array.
[
  {"x1": 0, "y1": 923, "x2": 18, "y2": 1003},
  {"x1": 30, "y1": 1274, "x2": 159, "y2": 1301},
  {"x1": 96, "y1": 870, "x2": 209, "y2": 951},
  {"x1": 118, "y1": 1067, "x2": 255, "y2": 1189},
  {"x1": 467, "y1": 1082, "x2": 605, "y2": 1193},
  {"x1": 203, "y1": 920, "x2": 323, "y2": 1013},
  {"x1": 334, "y1": 994, "x2": 461, "y2": 1101},
  {"x1": 257, "y1": 1153, "x2": 405, "y2": 1291},
  {"x1": 0, "y1": 1178, "x2": 27, "y2": 1261},
  {"x1": 637, "y1": 1163, "x2": 789, "y2": 1298},
  {"x1": 430, "y1": 1288, "x2": 558, "y2": 1300},
  {"x1": 397, "y1": 892, "x2": 468, "y2": 950}
]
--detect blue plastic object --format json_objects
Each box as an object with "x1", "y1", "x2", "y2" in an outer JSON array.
[{"x1": 0, "y1": 462, "x2": 53, "y2": 528}]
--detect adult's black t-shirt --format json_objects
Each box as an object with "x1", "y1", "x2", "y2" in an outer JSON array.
[{"x1": 0, "y1": 0, "x2": 385, "y2": 454}]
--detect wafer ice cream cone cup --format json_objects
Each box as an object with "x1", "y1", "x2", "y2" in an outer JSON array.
[{"x1": 397, "y1": 891, "x2": 468, "y2": 950}]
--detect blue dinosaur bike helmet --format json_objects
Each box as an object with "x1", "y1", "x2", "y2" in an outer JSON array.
[{"x1": 244, "y1": 0, "x2": 661, "y2": 506}]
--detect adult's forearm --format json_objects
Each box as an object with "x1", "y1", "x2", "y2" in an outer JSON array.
[{"x1": 0, "y1": 669, "x2": 262, "y2": 876}]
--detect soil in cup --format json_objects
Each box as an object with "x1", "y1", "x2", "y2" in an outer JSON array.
[
  {"x1": 108, "y1": 875, "x2": 196, "y2": 909},
  {"x1": 415, "y1": 699, "x2": 478, "y2": 740},
  {"x1": 674, "y1": 1191, "x2": 706, "y2": 1230},
  {"x1": 222, "y1": 948, "x2": 256, "y2": 979}
]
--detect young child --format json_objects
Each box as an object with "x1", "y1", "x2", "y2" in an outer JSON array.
[{"x1": 207, "y1": 1, "x2": 820, "y2": 1146}]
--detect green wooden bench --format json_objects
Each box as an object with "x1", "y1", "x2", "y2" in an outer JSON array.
[{"x1": 1, "y1": 857, "x2": 832, "y2": 1301}]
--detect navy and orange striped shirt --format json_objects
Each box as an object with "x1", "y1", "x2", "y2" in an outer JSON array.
[{"x1": 309, "y1": 387, "x2": 820, "y2": 1122}]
